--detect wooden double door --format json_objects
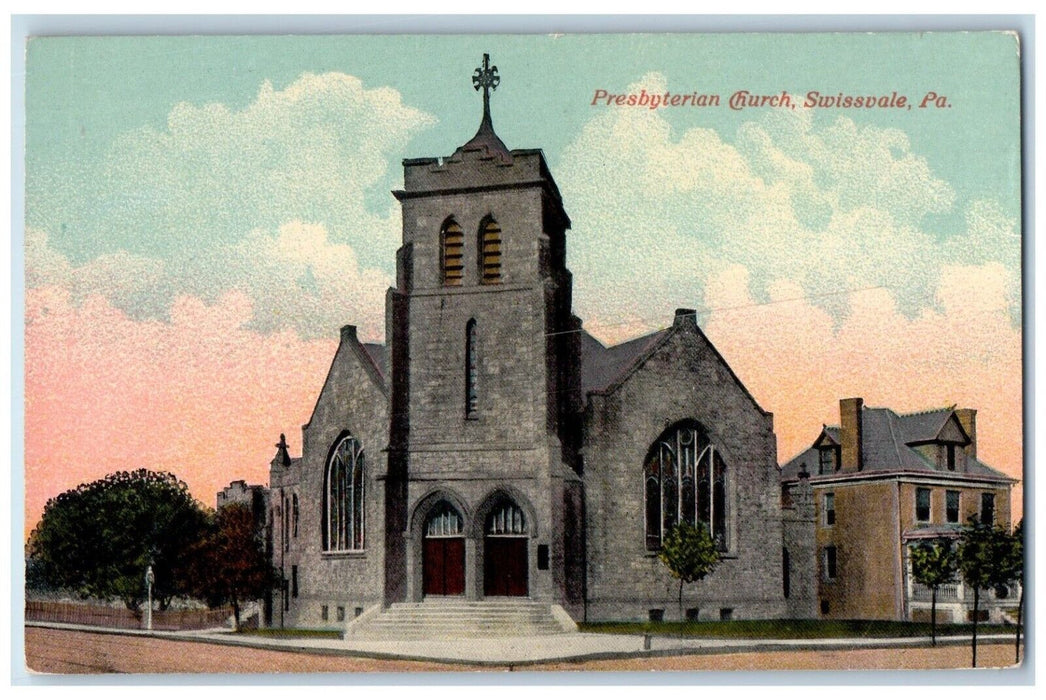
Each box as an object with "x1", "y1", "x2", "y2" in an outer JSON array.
[
  {"x1": 423, "y1": 536, "x2": 529, "y2": 597},
  {"x1": 423, "y1": 537, "x2": 465, "y2": 596},
  {"x1": 483, "y1": 536, "x2": 528, "y2": 597}
]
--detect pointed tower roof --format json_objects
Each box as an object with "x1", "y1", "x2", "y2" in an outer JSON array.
[
  {"x1": 272, "y1": 433, "x2": 292, "y2": 468},
  {"x1": 460, "y1": 53, "x2": 512, "y2": 163}
]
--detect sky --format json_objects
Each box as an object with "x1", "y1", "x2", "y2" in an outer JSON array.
[{"x1": 22, "y1": 33, "x2": 1023, "y2": 535}]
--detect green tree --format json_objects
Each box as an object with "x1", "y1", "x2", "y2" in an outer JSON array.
[
  {"x1": 192, "y1": 503, "x2": 278, "y2": 630},
  {"x1": 658, "y1": 521, "x2": 722, "y2": 620},
  {"x1": 27, "y1": 469, "x2": 210, "y2": 611},
  {"x1": 1012, "y1": 519, "x2": 1024, "y2": 663},
  {"x1": 957, "y1": 517, "x2": 1021, "y2": 667},
  {"x1": 909, "y1": 538, "x2": 958, "y2": 646}
]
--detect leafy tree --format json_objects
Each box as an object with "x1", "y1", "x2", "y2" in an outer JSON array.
[
  {"x1": 191, "y1": 502, "x2": 278, "y2": 630},
  {"x1": 957, "y1": 517, "x2": 1021, "y2": 667},
  {"x1": 1012, "y1": 519, "x2": 1024, "y2": 663},
  {"x1": 27, "y1": 469, "x2": 210, "y2": 611},
  {"x1": 658, "y1": 521, "x2": 722, "y2": 620},
  {"x1": 909, "y1": 538, "x2": 957, "y2": 646}
]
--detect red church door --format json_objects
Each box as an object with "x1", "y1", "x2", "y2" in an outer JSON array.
[
  {"x1": 423, "y1": 502, "x2": 465, "y2": 597},
  {"x1": 483, "y1": 537, "x2": 528, "y2": 596},
  {"x1": 483, "y1": 501, "x2": 529, "y2": 597},
  {"x1": 423, "y1": 537, "x2": 465, "y2": 596}
]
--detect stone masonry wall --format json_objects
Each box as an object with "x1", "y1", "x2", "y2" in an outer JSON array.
[
  {"x1": 270, "y1": 327, "x2": 389, "y2": 629},
  {"x1": 583, "y1": 314, "x2": 786, "y2": 622}
]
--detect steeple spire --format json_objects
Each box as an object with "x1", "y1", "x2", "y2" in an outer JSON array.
[
  {"x1": 273, "y1": 433, "x2": 291, "y2": 467},
  {"x1": 473, "y1": 53, "x2": 500, "y2": 133},
  {"x1": 463, "y1": 53, "x2": 511, "y2": 161}
]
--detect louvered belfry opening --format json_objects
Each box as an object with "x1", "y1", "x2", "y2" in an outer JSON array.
[
  {"x1": 479, "y1": 218, "x2": 502, "y2": 284},
  {"x1": 442, "y1": 218, "x2": 464, "y2": 285}
]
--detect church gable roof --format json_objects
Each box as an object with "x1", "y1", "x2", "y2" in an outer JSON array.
[
  {"x1": 362, "y1": 343, "x2": 387, "y2": 381},
  {"x1": 305, "y1": 325, "x2": 388, "y2": 430},
  {"x1": 580, "y1": 328, "x2": 670, "y2": 395},
  {"x1": 580, "y1": 310, "x2": 768, "y2": 417}
]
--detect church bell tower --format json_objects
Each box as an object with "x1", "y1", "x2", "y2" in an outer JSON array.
[{"x1": 384, "y1": 55, "x2": 584, "y2": 612}]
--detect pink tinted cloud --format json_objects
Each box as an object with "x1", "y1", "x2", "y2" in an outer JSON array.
[
  {"x1": 24, "y1": 261, "x2": 1024, "y2": 538},
  {"x1": 24, "y1": 286, "x2": 338, "y2": 537},
  {"x1": 701, "y1": 263, "x2": 1023, "y2": 520}
]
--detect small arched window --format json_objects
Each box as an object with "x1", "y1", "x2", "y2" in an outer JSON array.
[
  {"x1": 486, "y1": 502, "x2": 527, "y2": 535},
  {"x1": 479, "y1": 217, "x2": 502, "y2": 284},
  {"x1": 466, "y1": 319, "x2": 478, "y2": 418},
  {"x1": 325, "y1": 434, "x2": 365, "y2": 551},
  {"x1": 425, "y1": 502, "x2": 464, "y2": 537},
  {"x1": 644, "y1": 422, "x2": 728, "y2": 552},
  {"x1": 442, "y1": 218, "x2": 464, "y2": 286}
]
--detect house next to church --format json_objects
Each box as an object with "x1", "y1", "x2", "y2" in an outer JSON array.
[
  {"x1": 254, "y1": 55, "x2": 788, "y2": 632},
  {"x1": 780, "y1": 398, "x2": 1019, "y2": 624}
]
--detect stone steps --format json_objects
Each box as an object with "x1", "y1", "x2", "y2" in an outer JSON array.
[{"x1": 346, "y1": 599, "x2": 575, "y2": 640}]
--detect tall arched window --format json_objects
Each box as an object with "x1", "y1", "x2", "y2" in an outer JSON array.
[
  {"x1": 325, "y1": 434, "x2": 365, "y2": 551},
  {"x1": 644, "y1": 422, "x2": 728, "y2": 551},
  {"x1": 479, "y1": 217, "x2": 502, "y2": 284},
  {"x1": 442, "y1": 218, "x2": 464, "y2": 286},
  {"x1": 466, "y1": 319, "x2": 478, "y2": 418},
  {"x1": 292, "y1": 493, "x2": 299, "y2": 538}
]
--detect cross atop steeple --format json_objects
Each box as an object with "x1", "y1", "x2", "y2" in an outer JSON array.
[
  {"x1": 462, "y1": 53, "x2": 510, "y2": 161},
  {"x1": 472, "y1": 53, "x2": 501, "y2": 127}
]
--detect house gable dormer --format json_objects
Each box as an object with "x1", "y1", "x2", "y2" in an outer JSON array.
[
  {"x1": 813, "y1": 427, "x2": 841, "y2": 475},
  {"x1": 905, "y1": 411, "x2": 971, "y2": 473}
]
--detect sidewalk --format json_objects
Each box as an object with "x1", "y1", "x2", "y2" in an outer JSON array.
[{"x1": 24, "y1": 621, "x2": 1019, "y2": 667}]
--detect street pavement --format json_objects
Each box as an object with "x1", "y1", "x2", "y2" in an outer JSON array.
[{"x1": 24, "y1": 621, "x2": 1020, "y2": 667}]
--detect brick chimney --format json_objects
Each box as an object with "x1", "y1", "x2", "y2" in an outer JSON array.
[
  {"x1": 839, "y1": 397, "x2": 864, "y2": 472},
  {"x1": 954, "y1": 408, "x2": 977, "y2": 460}
]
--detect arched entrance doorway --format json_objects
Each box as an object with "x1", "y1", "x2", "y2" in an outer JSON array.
[
  {"x1": 484, "y1": 501, "x2": 528, "y2": 597},
  {"x1": 423, "y1": 502, "x2": 465, "y2": 596}
]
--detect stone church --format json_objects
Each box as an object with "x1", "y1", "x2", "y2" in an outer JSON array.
[{"x1": 260, "y1": 56, "x2": 788, "y2": 630}]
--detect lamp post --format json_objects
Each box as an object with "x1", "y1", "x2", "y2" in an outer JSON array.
[{"x1": 144, "y1": 564, "x2": 154, "y2": 631}]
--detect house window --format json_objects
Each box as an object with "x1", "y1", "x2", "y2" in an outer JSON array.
[
  {"x1": 291, "y1": 565, "x2": 298, "y2": 598},
  {"x1": 823, "y1": 492, "x2": 836, "y2": 526},
  {"x1": 321, "y1": 605, "x2": 329, "y2": 622},
  {"x1": 946, "y1": 490, "x2": 960, "y2": 523},
  {"x1": 465, "y1": 319, "x2": 478, "y2": 418},
  {"x1": 337, "y1": 606, "x2": 345, "y2": 622},
  {"x1": 644, "y1": 421, "x2": 728, "y2": 551},
  {"x1": 292, "y1": 494, "x2": 299, "y2": 538},
  {"x1": 325, "y1": 434, "x2": 365, "y2": 551},
  {"x1": 818, "y1": 447, "x2": 836, "y2": 475},
  {"x1": 980, "y1": 492, "x2": 995, "y2": 525},
  {"x1": 441, "y1": 218, "x2": 464, "y2": 286},
  {"x1": 782, "y1": 548, "x2": 791, "y2": 599},
  {"x1": 916, "y1": 488, "x2": 931, "y2": 522},
  {"x1": 947, "y1": 444, "x2": 957, "y2": 471},
  {"x1": 479, "y1": 217, "x2": 502, "y2": 284},
  {"x1": 823, "y1": 545, "x2": 838, "y2": 581}
]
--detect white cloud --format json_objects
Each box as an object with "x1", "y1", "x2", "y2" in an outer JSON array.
[
  {"x1": 561, "y1": 72, "x2": 1018, "y2": 332},
  {"x1": 27, "y1": 72, "x2": 435, "y2": 339},
  {"x1": 27, "y1": 221, "x2": 391, "y2": 341}
]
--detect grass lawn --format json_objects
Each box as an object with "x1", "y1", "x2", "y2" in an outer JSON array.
[
  {"x1": 230, "y1": 628, "x2": 344, "y2": 639},
  {"x1": 579, "y1": 619, "x2": 1014, "y2": 639}
]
